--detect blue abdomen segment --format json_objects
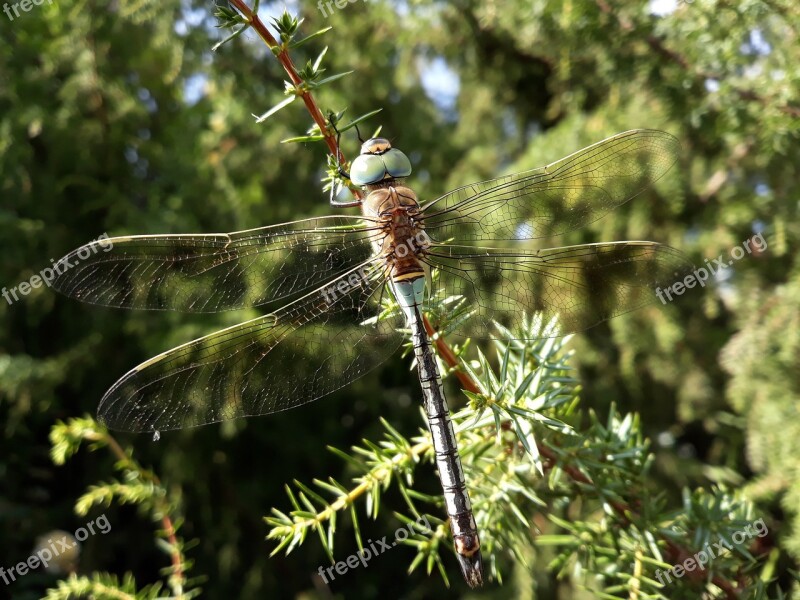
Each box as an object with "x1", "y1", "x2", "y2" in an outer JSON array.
[{"x1": 391, "y1": 277, "x2": 426, "y2": 321}]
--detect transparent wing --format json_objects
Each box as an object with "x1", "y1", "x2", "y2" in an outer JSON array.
[
  {"x1": 52, "y1": 215, "x2": 384, "y2": 312},
  {"x1": 421, "y1": 130, "x2": 680, "y2": 242},
  {"x1": 97, "y1": 262, "x2": 403, "y2": 432},
  {"x1": 423, "y1": 242, "x2": 693, "y2": 340}
]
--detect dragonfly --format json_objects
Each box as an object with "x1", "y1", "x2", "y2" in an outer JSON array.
[{"x1": 53, "y1": 129, "x2": 690, "y2": 588}]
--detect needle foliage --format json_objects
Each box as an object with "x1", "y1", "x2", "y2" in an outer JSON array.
[{"x1": 47, "y1": 303, "x2": 790, "y2": 597}]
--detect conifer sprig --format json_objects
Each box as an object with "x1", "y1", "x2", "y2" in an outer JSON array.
[{"x1": 48, "y1": 418, "x2": 199, "y2": 599}]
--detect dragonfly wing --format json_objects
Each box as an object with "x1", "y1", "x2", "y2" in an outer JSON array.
[
  {"x1": 421, "y1": 130, "x2": 680, "y2": 242},
  {"x1": 423, "y1": 243, "x2": 694, "y2": 340},
  {"x1": 52, "y1": 215, "x2": 384, "y2": 312},
  {"x1": 97, "y1": 262, "x2": 403, "y2": 432}
]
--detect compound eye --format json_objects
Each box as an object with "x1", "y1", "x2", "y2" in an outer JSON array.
[
  {"x1": 382, "y1": 148, "x2": 412, "y2": 178},
  {"x1": 350, "y1": 154, "x2": 386, "y2": 185}
]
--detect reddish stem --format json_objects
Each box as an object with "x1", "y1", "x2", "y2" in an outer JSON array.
[
  {"x1": 226, "y1": 0, "x2": 362, "y2": 200},
  {"x1": 102, "y1": 432, "x2": 185, "y2": 588},
  {"x1": 422, "y1": 315, "x2": 480, "y2": 394}
]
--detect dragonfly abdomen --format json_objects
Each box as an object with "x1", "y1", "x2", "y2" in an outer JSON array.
[
  {"x1": 393, "y1": 279, "x2": 484, "y2": 588},
  {"x1": 429, "y1": 412, "x2": 483, "y2": 588}
]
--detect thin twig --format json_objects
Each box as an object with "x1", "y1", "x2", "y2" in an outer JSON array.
[
  {"x1": 423, "y1": 315, "x2": 480, "y2": 394},
  {"x1": 279, "y1": 441, "x2": 431, "y2": 534},
  {"x1": 92, "y1": 430, "x2": 186, "y2": 595},
  {"x1": 225, "y1": 0, "x2": 363, "y2": 200}
]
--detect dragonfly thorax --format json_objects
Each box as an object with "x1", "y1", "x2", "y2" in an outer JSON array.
[
  {"x1": 361, "y1": 184, "x2": 419, "y2": 216},
  {"x1": 362, "y1": 185, "x2": 429, "y2": 283}
]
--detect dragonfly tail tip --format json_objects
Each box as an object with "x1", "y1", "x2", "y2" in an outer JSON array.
[{"x1": 456, "y1": 549, "x2": 484, "y2": 588}]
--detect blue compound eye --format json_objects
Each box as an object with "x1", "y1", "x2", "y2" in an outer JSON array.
[
  {"x1": 382, "y1": 148, "x2": 412, "y2": 178},
  {"x1": 350, "y1": 154, "x2": 386, "y2": 185}
]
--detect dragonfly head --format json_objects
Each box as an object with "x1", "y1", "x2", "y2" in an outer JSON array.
[
  {"x1": 350, "y1": 137, "x2": 412, "y2": 186},
  {"x1": 360, "y1": 137, "x2": 392, "y2": 155}
]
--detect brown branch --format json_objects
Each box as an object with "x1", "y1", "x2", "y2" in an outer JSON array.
[
  {"x1": 159, "y1": 514, "x2": 184, "y2": 590},
  {"x1": 225, "y1": 0, "x2": 363, "y2": 201},
  {"x1": 96, "y1": 430, "x2": 186, "y2": 592},
  {"x1": 102, "y1": 431, "x2": 129, "y2": 464},
  {"x1": 422, "y1": 314, "x2": 481, "y2": 395},
  {"x1": 428, "y1": 327, "x2": 742, "y2": 598}
]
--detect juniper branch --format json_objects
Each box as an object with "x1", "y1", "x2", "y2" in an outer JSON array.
[
  {"x1": 49, "y1": 418, "x2": 194, "y2": 598},
  {"x1": 223, "y1": 0, "x2": 360, "y2": 198}
]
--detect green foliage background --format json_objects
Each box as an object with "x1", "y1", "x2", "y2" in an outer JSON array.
[{"x1": 1, "y1": 0, "x2": 798, "y2": 597}]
